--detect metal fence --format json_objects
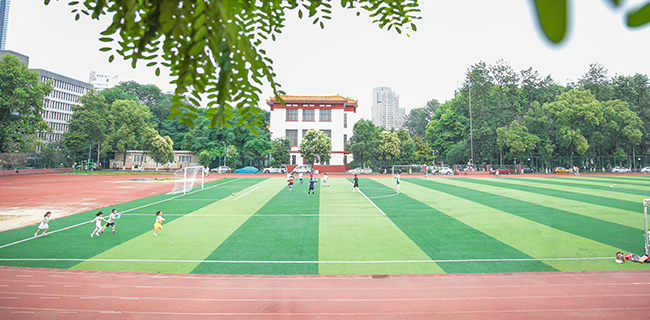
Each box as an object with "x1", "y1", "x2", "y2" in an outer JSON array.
[{"x1": 449, "y1": 155, "x2": 650, "y2": 174}]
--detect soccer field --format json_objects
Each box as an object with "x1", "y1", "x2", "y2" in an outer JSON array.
[{"x1": 0, "y1": 176, "x2": 648, "y2": 275}]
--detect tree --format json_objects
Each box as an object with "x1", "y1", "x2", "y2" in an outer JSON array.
[
  {"x1": 396, "y1": 128, "x2": 416, "y2": 165},
  {"x1": 242, "y1": 135, "x2": 271, "y2": 166},
  {"x1": 347, "y1": 119, "x2": 380, "y2": 169},
  {"x1": 146, "y1": 130, "x2": 175, "y2": 167},
  {"x1": 544, "y1": 89, "x2": 603, "y2": 166},
  {"x1": 600, "y1": 99, "x2": 643, "y2": 155},
  {"x1": 300, "y1": 129, "x2": 332, "y2": 165},
  {"x1": 104, "y1": 99, "x2": 157, "y2": 166},
  {"x1": 62, "y1": 90, "x2": 108, "y2": 164},
  {"x1": 576, "y1": 62, "x2": 612, "y2": 102},
  {"x1": 269, "y1": 137, "x2": 291, "y2": 167},
  {"x1": 198, "y1": 150, "x2": 212, "y2": 167},
  {"x1": 58, "y1": 0, "x2": 421, "y2": 131},
  {"x1": 496, "y1": 120, "x2": 541, "y2": 163},
  {"x1": 377, "y1": 131, "x2": 401, "y2": 166},
  {"x1": 403, "y1": 99, "x2": 439, "y2": 138},
  {"x1": 425, "y1": 103, "x2": 466, "y2": 161},
  {"x1": 0, "y1": 55, "x2": 52, "y2": 152},
  {"x1": 413, "y1": 136, "x2": 433, "y2": 164}
]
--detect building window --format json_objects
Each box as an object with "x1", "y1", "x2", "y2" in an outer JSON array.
[
  {"x1": 344, "y1": 134, "x2": 347, "y2": 148},
  {"x1": 303, "y1": 109, "x2": 315, "y2": 121},
  {"x1": 344, "y1": 114, "x2": 348, "y2": 128},
  {"x1": 178, "y1": 155, "x2": 192, "y2": 162},
  {"x1": 286, "y1": 129, "x2": 298, "y2": 146},
  {"x1": 292, "y1": 155, "x2": 297, "y2": 165},
  {"x1": 320, "y1": 129, "x2": 331, "y2": 139},
  {"x1": 286, "y1": 109, "x2": 298, "y2": 121},
  {"x1": 134, "y1": 154, "x2": 147, "y2": 163},
  {"x1": 320, "y1": 109, "x2": 331, "y2": 122},
  {"x1": 302, "y1": 129, "x2": 308, "y2": 138}
]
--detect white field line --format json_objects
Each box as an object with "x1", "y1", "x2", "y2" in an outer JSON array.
[
  {"x1": 0, "y1": 257, "x2": 612, "y2": 264},
  {"x1": 0, "y1": 178, "x2": 243, "y2": 250},
  {"x1": 348, "y1": 181, "x2": 386, "y2": 216},
  {"x1": 232, "y1": 186, "x2": 260, "y2": 201},
  {"x1": 121, "y1": 213, "x2": 382, "y2": 217}
]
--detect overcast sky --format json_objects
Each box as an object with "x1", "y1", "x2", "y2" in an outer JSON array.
[{"x1": 7, "y1": 0, "x2": 650, "y2": 121}]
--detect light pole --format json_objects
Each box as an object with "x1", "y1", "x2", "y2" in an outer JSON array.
[
  {"x1": 468, "y1": 70, "x2": 473, "y2": 166},
  {"x1": 634, "y1": 143, "x2": 640, "y2": 172}
]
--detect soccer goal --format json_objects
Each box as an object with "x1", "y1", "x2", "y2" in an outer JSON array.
[
  {"x1": 392, "y1": 164, "x2": 428, "y2": 179},
  {"x1": 167, "y1": 166, "x2": 205, "y2": 195}
]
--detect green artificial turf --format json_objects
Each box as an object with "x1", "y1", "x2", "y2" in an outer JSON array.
[{"x1": 1, "y1": 176, "x2": 649, "y2": 275}]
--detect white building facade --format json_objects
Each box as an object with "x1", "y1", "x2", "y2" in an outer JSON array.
[
  {"x1": 34, "y1": 69, "x2": 93, "y2": 142},
  {"x1": 371, "y1": 86, "x2": 405, "y2": 130},
  {"x1": 267, "y1": 95, "x2": 356, "y2": 172}
]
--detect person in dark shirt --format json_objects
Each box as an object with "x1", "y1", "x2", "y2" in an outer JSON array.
[
  {"x1": 308, "y1": 178, "x2": 315, "y2": 196},
  {"x1": 353, "y1": 175, "x2": 359, "y2": 192}
]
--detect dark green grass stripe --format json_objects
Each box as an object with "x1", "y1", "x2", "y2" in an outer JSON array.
[
  {"x1": 355, "y1": 178, "x2": 556, "y2": 273},
  {"x1": 0, "y1": 178, "x2": 259, "y2": 270},
  {"x1": 192, "y1": 184, "x2": 319, "y2": 275},
  {"x1": 549, "y1": 176, "x2": 650, "y2": 188},
  {"x1": 586, "y1": 176, "x2": 650, "y2": 183},
  {"x1": 476, "y1": 178, "x2": 642, "y2": 212},
  {"x1": 411, "y1": 179, "x2": 641, "y2": 253}
]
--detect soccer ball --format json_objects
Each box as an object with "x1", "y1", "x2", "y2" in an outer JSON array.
[{"x1": 232, "y1": 193, "x2": 235, "y2": 196}]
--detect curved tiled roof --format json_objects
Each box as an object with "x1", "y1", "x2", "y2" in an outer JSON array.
[{"x1": 267, "y1": 94, "x2": 357, "y2": 105}]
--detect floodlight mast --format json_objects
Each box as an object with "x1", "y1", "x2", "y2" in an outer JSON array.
[
  {"x1": 468, "y1": 70, "x2": 474, "y2": 166},
  {"x1": 645, "y1": 199, "x2": 650, "y2": 255}
]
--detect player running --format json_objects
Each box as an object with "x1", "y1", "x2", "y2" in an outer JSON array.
[
  {"x1": 288, "y1": 175, "x2": 295, "y2": 191},
  {"x1": 90, "y1": 211, "x2": 106, "y2": 238},
  {"x1": 34, "y1": 211, "x2": 51, "y2": 237},
  {"x1": 153, "y1": 210, "x2": 165, "y2": 236},
  {"x1": 322, "y1": 173, "x2": 329, "y2": 187},
  {"x1": 101, "y1": 209, "x2": 118, "y2": 234}
]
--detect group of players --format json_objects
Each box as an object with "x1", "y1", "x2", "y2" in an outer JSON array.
[{"x1": 286, "y1": 171, "x2": 329, "y2": 196}]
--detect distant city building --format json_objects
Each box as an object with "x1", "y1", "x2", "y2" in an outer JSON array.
[
  {"x1": 371, "y1": 86, "x2": 405, "y2": 130},
  {"x1": 34, "y1": 69, "x2": 93, "y2": 142},
  {"x1": 2, "y1": 50, "x2": 93, "y2": 144},
  {"x1": 267, "y1": 95, "x2": 356, "y2": 172},
  {"x1": 0, "y1": 0, "x2": 9, "y2": 50},
  {"x1": 89, "y1": 70, "x2": 119, "y2": 90}
]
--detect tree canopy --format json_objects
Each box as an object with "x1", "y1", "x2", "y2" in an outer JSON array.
[{"x1": 0, "y1": 55, "x2": 52, "y2": 152}]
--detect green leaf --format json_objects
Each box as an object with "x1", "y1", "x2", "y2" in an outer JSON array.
[
  {"x1": 99, "y1": 47, "x2": 112, "y2": 52},
  {"x1": 155, "y1": 67, "x2": 161, "y2": 76},
  {"x1": 108, "y1": 55, "x2": 114, "y2": 62},
  {"x1": 532, "y1": 0, "x2": 568, "y2": 43},
  {"x1": 99, "y1": 37, "x2": 113, "y2": 42},
  {"x1": 627, "y1": 2, "x2": 650, "y2": 27}
]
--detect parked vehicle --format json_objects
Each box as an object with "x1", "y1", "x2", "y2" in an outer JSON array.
[
  {"x1": 291, "y1": 165, "x2": 312, "y2": 174},
  {"x1": 640, "y1": 166, "x2": 650, "y2": 173},
  {"x1": 235, "y1": 166, "x2": 259, "y2": 173},
  {"x1": 553, "y1": 167, "x2": 570, "y2": 174},
  {"x1": 436, "y1": 166, "x2": 454, "y2": 175},
  {"x1": 491, "y1": 167, "x2": 514, "y2": 175},
  {"x1": 378, "y1": 166, "x2": 393, "y2": 174},
  {"x1": 346, "y1": 167, "x2": 372, "y2": 174},
  {"x1": 210, "y1": 166, "x2": 231, "y2": 173},
  {"x1": 131, "y1": 164, "x2": 144, "y2": 171},
  {"x1": 611, "y1": 166, "x2": 631, "y2": 173},
  {"x1": 521, "y1": 166, "x2": 535, "y2": 173},
  {"x1": 262, "y1": 165, "x2": 287, "y2": 174}
]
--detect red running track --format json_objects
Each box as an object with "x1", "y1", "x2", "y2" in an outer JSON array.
[{"x1": 1, "y1": 266, "x2": 649, "y2": 319}]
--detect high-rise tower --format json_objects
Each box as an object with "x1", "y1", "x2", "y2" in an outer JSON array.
[
  {"x1": 0, "y1": 0, "x2": 9, "y2": 50},
  {"x1": 371, "y1": 87, "x2": 404, "y2": 130}
]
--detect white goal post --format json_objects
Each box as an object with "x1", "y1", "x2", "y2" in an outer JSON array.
[
  {"x1": 392, "y1": 164, "x2": 428, "y2": 179},
  {"x1": 643, "y1": 199, "x2": 650, "y2": 255},
  {"x1": 167, "y1": 166, "x2": 205, "y2": 195}
]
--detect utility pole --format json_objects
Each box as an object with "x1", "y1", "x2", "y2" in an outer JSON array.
[{"x1": 469, "y1": 70, "x2": 474, "y2": 166}]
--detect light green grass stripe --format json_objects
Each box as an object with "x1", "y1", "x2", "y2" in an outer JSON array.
[
  {"x1": 71, "y1": 179, "x2": 284, "y2": 273},
  {"x1": 376, "y1": 179, "x2": 624, "y2": 272},
  {"x1": 444, "y1": 178, "x2": 641, "y2": 229},
  {"x1": 510, "y1": 177, "x2": 648, "y2": 203},
  {"x1": 318, "y1": 179, "x2": 444, "y2": 275}
]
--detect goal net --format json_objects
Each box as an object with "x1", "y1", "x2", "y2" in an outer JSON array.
[
  {"x1": 167, "y1": 166, "x2": 205, "y2": 195},
  {"x1": 392, "y1": 164, "x2": 428, "y2": 179}
]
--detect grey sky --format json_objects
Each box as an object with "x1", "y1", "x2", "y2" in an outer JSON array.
[{"x1": 7, "y1": 0, "x2": 650, "y2": 121}]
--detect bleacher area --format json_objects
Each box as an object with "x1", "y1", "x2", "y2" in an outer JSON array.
[{"x1": 0, "y1": 168, "x2": 73, "y2": 177}]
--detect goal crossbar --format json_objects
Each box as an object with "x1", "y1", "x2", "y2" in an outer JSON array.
[
  {"x1": 167, "y1": 166, "x2": 205, "y2": 195},
  {"x1": 392, "y1": 164, "x2": 428, "y2": 179}
]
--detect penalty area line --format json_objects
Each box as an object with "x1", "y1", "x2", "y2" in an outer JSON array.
[
  {"x1": 232, "y1": 186, "x2": 260, "y2": 201},
  {"x1": 348, "y1": 181, "x2": 386, "y2": 216}
]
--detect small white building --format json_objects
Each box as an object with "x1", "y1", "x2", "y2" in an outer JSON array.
[{"x1": 267, "y1": 95, "x2": 356, "y2": 172}]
